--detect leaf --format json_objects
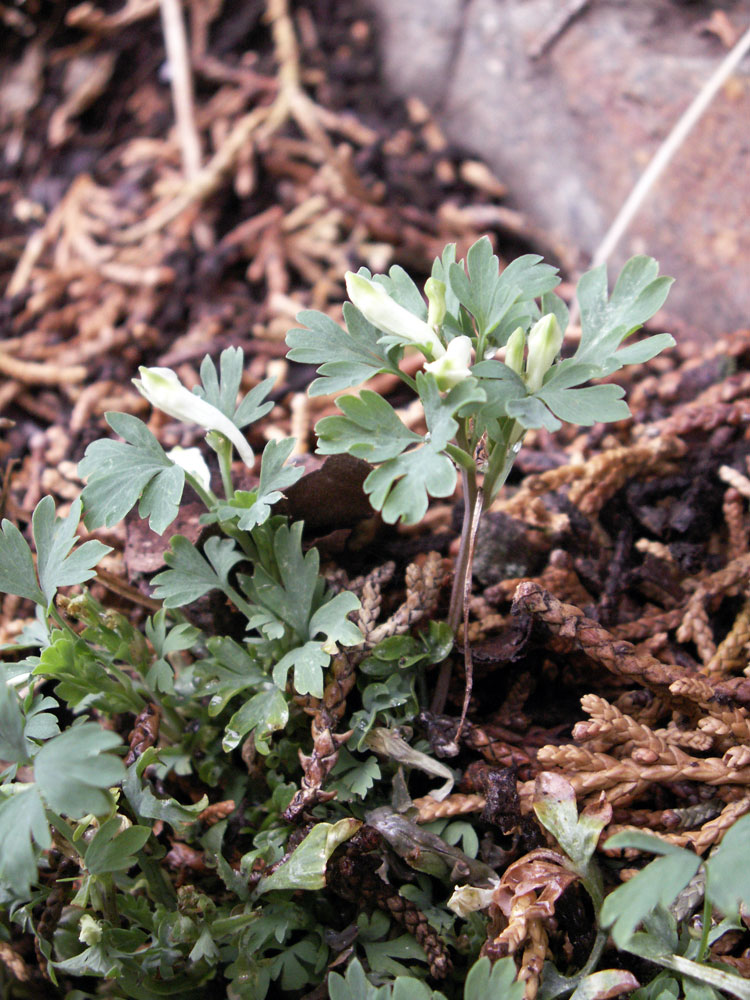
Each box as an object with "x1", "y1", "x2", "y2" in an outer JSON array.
[
  {"x1": 287, "y1": 306, "x2": 398, "y2": 395},
  {"x1": 0, "y1": 517, "x2": 45, "y2": 606},
  {"x1": 464, "y1": 955, "x2": 524, "y2": 1000},
  {"x1": 574, "y1": 257, "x2": 674, "y2": 376},
  {"x1": 122, "y1": 748, "x2": 207, "y2": 831},
  {"x1": 328, "y1": 959, "x2": 385, "y2": 1000},
  {"x1": 273, "y1": 641, "x2": 330, "y2": 698},
  {"x1": 316, "y1": 391, "x2": 421, "y2": 463},
  {"x1": 537, "y1": 383, "x2": 630, "y2": 426},
  {"x1": 34, "y1": 723, "x2": 125, "y2": 817},
  {"x1": 308, "y1": 591, "x2": 362, "y2": 646},
  {"x1": 223, "y1": 685, "x2": 289, "y2": 754},
  {"x1": 0, "y1": 785, "x2": 50, "y2": 896},
  {"x1": 194, "y1": 348, "x2": 275, "y2": 429},
  {"x1": 600, "y1": 834, "x2": 701, "y2": 947},
  {"x1": 32, "y1": 497, "x2": 111, "y2": 608},
  {"x1": 79, "y1": 412, "x2": 186, "y2": 533},
  {"x1": 257, "y1": 817, "x2": 361, "y2": 893},
  {"x1": 0, "y1": 680, "x2": 30, "y2": 763},
  {"x1": 704, "y1": 813, "x2": 750, "y2": 917},
  {"x1": 506, "y1": 395, "x2": 561, "y2": 431},
  {"x1": 329, "y1": 749, "x2": 381, "y2": 800},
  {"x1": 150, "y1": 535, "x2": 244, "y2": 607},
  {"x1": 246, "y1": 521, "x2": 321, "y2": 637},
  {"x1": 363, "y1": 375, "x2": 485, "y2": 524},
  {"x1": 84, "y1": 816, "x2": 151, "y2": 874},
  {"x1": 216, "y1": 439, "x2": 304, "y2": 531},
  {"x1": 569, "y1": 970, "x2": 640, "y2": 1000},
  {"x1": 533, "y1": 773, "x2": 610, "y2": 880}
]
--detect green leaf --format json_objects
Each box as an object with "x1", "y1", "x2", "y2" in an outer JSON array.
[
  {"x1": 257, "y1": 817, "x2": 361, "y2": 893},
  {"x1": 246, "y1": 521, "x2": 321, "y2": 637},
  {"x1": 574, "y1": 257, "x2": 674, "y2": 376},
  {"x1": 0, "y1": 517, "x2": 45, "y2": 606},
  {"x1": 34, "y1": 723, "x2": 125, "y2": 817},
  {"x1": 32, "y1": 497, "x2": 111, "y2": 608},
  {"x1": 215, "y1": 439, "x2": 304, "y2": 531},
  {"x1": 0, "y1": 680, "x2": 30, "y2": 763},
  {"x1": 328, "y1": 958, "x2": 385, "y2": 1000},
  {"x1": 84, "y1": 816, "x2": 151, "y2": 874},
  {"x1": 537, "y1": 383, "x2": 630, "y2": 426},
  {"x1": 600, "y1": 835, "x2": 701, "y2": 947},
  {"x1": 35, "y1": 633, "x2": 139, "y2": 714},
  {"x1": 150, "y1": 535, "x2": 244, "y2": 607},
  {"x1": 287, "y1": 306, "x2": 397, "y2": 396},
  {"x1": 122, "y1": 748, "x2": 207, "y2": 830},
  {"x1": 0, "y1": 785, "x2": 50, "y2": 896},
  {"x1": 704, "y1": 813, "x2": 750, "y2": 917},
  {"x1": 194, "y1": 347, "x2": 275, "y2": 429},
  {"x1": 363, "y1": 375, "x2": 484, "y2": 524},
  {"x1": 464, "y1": 955, "x2": 524, "y2": 1000},
  {"x1": 273, "y1": 641, "x2": 330, "y2": 698},
  {"x1": 223, "y1": 685, "x2": 289, "y2": 754},
  {"x1": 316, "y1": 391, "x2": 421, "y2": 463},
  {"x1": 79, "y1": 412, "x2": 186, "y2": 533},
  {"x1": 506, "y1": 395, "x2": 561, "y2": 431},
  {"x1": 309, "y1": 591, "x2": 362, "y2": 646},
  {"x1": 329, "y1": 749, "x2": 381, "y2": 800}
]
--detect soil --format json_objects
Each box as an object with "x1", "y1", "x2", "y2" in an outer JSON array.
[{"x1": 2, "y1": 1, "x2": 750, "y2": 995}]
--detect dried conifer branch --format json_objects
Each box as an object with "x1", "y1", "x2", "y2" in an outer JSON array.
[
  {"x1": 413, "y1": 793, "x2": 487, "y2": 822},
  {"x1": 722, "y1": 486, "x2": 750, "y2": 555},
  {"x1": 705, "y1": 598, "x2": 750, "y2": 679},
  {"x1": 512, "y1": 582, "x2": 711, "y2": 711},
  {"x1": 366, "y1": 551, "x2": 443, "y2": 645},
  {"x1": 285, "y1": 652, "x2": 357, "y2": 821}
]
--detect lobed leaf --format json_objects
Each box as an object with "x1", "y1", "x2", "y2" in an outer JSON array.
[
  {"x1": 34, "y1": 722, "x2": 125, "y2": 817},
  {"x1": 0, "y1": 785, "x2": 50, "y2": 896},
  {"x1": 79, "y1": 412, "x2": 185, "y2": 533}
]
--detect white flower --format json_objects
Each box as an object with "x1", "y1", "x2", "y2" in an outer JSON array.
[
  {"x1": 525, "y1": 313, "x2": 563, "y2": 392},
  {"x1": 447, "y1": 881, "x2": 499, "y2": 917},
  {"x1": 345, "y1": 271, "x2": 445, "y2": 360},
  {"x1": 133, "y1": 367, "x2": 255, "y2": 467},
  {"x1": 167, "y1": 446, "x2": 211, "y2": 491},
  {"x1": 78, "y1": 914, "x2": 103, "y2": 946},
  {"x1": 423, "y1": 335, "x2": 473, "y2": 390}
]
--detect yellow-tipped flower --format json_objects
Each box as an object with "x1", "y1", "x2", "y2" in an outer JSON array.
[
  {"x1": 424, "y1": 335, "x2": 473, "y2": 390},
  {"x1": 345, "y1": 271, "x2": 445, "y2": 360},
  {"x1": 525, "y1": 313, "x2": 563, "y2": 392},
  {"x1": 133, "y1": 367, "x2": 255, "y2": 467}
]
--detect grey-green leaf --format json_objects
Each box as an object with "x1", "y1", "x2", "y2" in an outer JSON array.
[{"x1": 34, "y1": 723, "x2": 125, "y2": 817}]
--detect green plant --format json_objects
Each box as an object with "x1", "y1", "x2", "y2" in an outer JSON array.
[
  {"x1": 1, "y1": 245, "x2": 748, "y2": 1000},
  {"x1": 286, "y1": 237, "x2": 674, "y2": 714}
]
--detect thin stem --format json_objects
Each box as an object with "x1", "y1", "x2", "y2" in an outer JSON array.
[
  {"x1": 696, "y1": 890, "x2": 712, "y2": 963},
  {"x1": 184, "y1": 471, "x2": 217, "y2": 511},
  {"x1": 215, "y1": 437, "x2": 235, "y2": 499},
  {"x1": 453, "y1": 486, "x2": 485, "y2": 746},
  {"x1": 432, "y1": 460, "x2": 481, "y2": 717}
]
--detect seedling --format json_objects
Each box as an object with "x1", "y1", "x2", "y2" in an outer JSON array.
[{"x1": 287, "y1": 236, "x2": 675, "y2": 718}]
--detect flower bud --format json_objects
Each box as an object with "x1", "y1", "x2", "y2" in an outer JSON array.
[
  {"x1": 525, "y1": 313, "x2": 563, "y2": 392},
  {"x1": 504, "y1": 326, "x2": 526, "y2": 375},
  {"x1": 167, "y1": 446, "x2": 211, "y2": 491},
  {"x1": 133, "y1": 367, "x2": 255, "y2": 467},
  {"x1": 424, "y1": 335, "x2": 473, "y2": 390},
  {"x1": 425, "y1": 277, "x2": 447, "y2": 330},
  {"x1": 345, "y1": 271, "x2": 445, "y2": 360}
]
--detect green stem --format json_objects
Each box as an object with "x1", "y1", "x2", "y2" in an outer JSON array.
[
  {"x1": 215, "y1": 437, "x2": 235, "y2": 499},
  {"x1": 184, "y1": 471, "x2": 218, "y2": 510},
  {"x1": 696, "y1": 891, "x2": 712, "y2": 963}
]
